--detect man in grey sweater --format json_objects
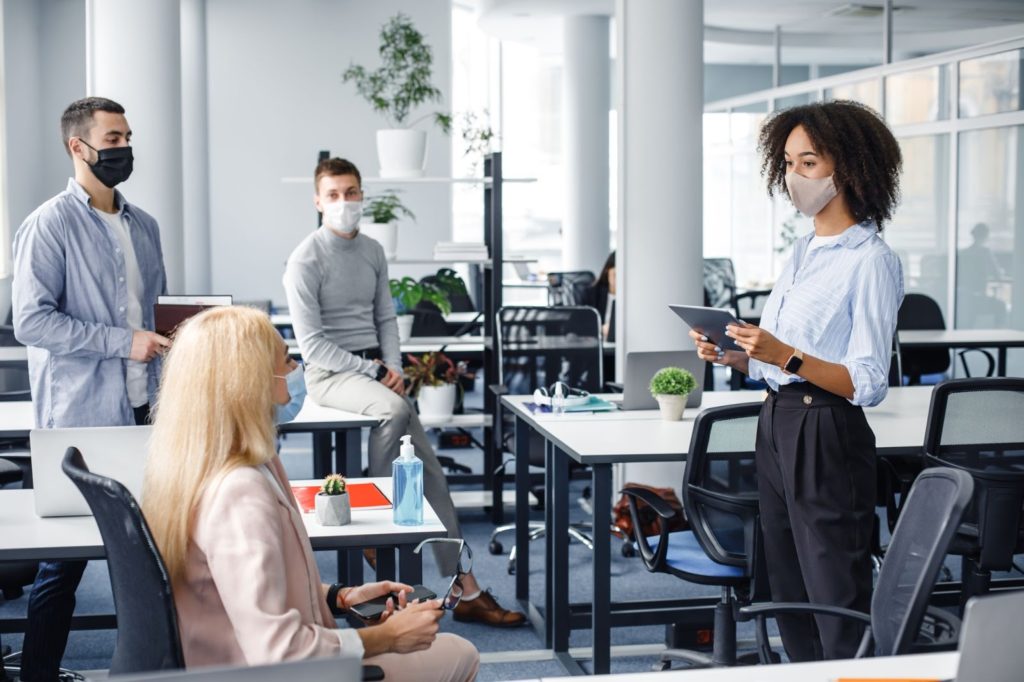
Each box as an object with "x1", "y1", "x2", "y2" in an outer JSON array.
[{"x1": 283, "y1": 157, "x2": 524, "y2": 628}]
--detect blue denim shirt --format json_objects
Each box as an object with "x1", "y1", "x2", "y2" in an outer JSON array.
[{"x1": 12, "y1": 178, "x2": 167, "y2": 427}]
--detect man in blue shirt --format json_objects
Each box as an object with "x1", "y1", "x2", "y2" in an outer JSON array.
[{"x1": 12, "y1": 97, "x2": 168, "y2": 680}]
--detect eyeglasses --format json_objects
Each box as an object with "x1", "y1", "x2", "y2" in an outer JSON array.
[{"x1": 414, "y1": 538, "x2": 473, "y2": 610}]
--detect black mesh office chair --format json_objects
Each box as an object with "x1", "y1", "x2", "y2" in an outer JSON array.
[
  {"x1": 898, "y1": 293, "x2": 994, "y2": 384},
  {"x1": 488, "y1": 306, "x2": 606, "y2": 571},
  {"x1": 622, "y1": 402, "x2": 765, "y2": 669},
  {"x1": 922, "y1": 378, "x2": 1024, "y2": 612},
  {"x1": 546, "y1": 271, "x2": 595, "y2": 307},
  {"x1": 739, "y1": 467, "x2": 973, "y2": 661},
  {"x1": 62, "y1": 447, "x2": 185, "y2": 675}
]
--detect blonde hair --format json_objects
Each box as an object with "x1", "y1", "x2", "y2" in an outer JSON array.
[{"x1": 142, "y1": 306, "x2": 281, "y2": 587}]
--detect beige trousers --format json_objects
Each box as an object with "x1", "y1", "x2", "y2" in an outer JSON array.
[
  {"x1": 306, "y1": 366, "x2": 463, "y2": 575},
  {"x1": 364, "y1": 633, "x2": 479, "y2": 682}
]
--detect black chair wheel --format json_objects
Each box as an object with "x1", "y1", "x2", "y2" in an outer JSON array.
[
  {"x1": 489, "y1": 540, "x2": 503, "y2": 555},
  {"x1": 621, "y1": 541, "x2": 636, "y2": 558},
  {"x1": 507, "y1": 562, "x2": 516, "y2": 576},
  {"x1": 652, "y1": 660, "x2": 671, "y2": 671}
]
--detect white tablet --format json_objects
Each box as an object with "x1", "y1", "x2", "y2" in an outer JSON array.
[{"x1": 668, "y1": 304, "x2": 744, "y2": 353}]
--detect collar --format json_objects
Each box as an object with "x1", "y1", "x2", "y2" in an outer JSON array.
[
  {"x1": 66, "y1": 177, "x2": 132, "y2": 217},
  {"x1": 794, "y1": 221, "x2": 875, "y2": 260}
]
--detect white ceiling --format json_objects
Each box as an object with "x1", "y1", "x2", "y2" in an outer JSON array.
[{"x1": 472, "y1": 0, "x2": 1024, "y2": 64}]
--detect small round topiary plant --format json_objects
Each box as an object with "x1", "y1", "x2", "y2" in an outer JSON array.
[
  {"x1": 320, "y1": 473, "x2": 347, "y2": 496},
  {"x1": 649, "y1": 367, "x2": 697, "y2": 397}
]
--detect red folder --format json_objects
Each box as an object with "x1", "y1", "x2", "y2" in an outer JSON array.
[{"x1": 291, "y1": 483, "x2": 392, "y2": 513}]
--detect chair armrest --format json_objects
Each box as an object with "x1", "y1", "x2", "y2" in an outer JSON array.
[
  {"x1": 489, "y1": 383, "x2": 509, "y2": 396},
  {"x1": 620, "y1": 486, "x2": 675, "y2": 574},
  {"x1": 738, "y1": 601, "x2": 871, "y2": 626},
  {"x1": 620, "y1": 486, "x2": 677, "y2": 519}
]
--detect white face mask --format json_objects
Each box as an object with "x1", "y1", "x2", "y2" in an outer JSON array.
[
  {"x1": 785, "y1": 172, "x2": 838, "y2": 217},
  {"x1": 323, "y1": 200, "x2": 362, "y2": 233}
]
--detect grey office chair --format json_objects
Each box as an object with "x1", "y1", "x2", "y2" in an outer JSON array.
[{"x1": 739, "y1": 467, "x2": 973, "y2": 661}]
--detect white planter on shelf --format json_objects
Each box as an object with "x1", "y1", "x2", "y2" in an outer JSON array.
[
  {"x1": 361, "y1": 221, "x2": 398, "y2": 260},
  {"x1": 654, "y1": 394, "x2": 687, "y2": 421},
  {"x1": 315, "y1": 492, "x2": 351, "y2": 526},
  {"x1": 396, "y1": 314, "x2": 414, "y2": 342},
  {"x1": 377, "y1": 129, "x2": 427, "y2": 178},
  {"x1": 417, "y1": 383, "x2": 457, "y2": 420}
]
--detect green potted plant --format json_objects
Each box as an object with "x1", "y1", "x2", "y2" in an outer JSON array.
[
  {"x1": 389, "y1": 276, "x2": 453, "y2": 342},
  {"x1": 342, "y1": 13, "x2": 452, "y2": 178},
  {"x1": 361, "y1": 190, "x2": 415, "y2": 260},
  {"x1": 315, "y1": 473, "x2": 350, "y2": 526},
  {"x1": 404, "y1": 351, "x2": 467, "y2": 420},
  {"x1": 649, "y1": 367, "x2": 697, "y2": 421},
  {"x1": 456, "y1": 110, "x2": 496, "y2": 176}
]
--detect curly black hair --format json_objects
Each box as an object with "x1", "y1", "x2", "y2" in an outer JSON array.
[{"x1": 757, "y1": 100, "x2": 902, "y2": 230}]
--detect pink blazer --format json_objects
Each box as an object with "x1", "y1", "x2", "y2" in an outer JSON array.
[{"x1": 174, "y1": 456, "x2": 347, "y2": 667}]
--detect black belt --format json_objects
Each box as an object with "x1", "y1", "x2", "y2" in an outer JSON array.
[
  {"x1": 766, "y1": 382, "x2": 852, "y2": 408},
  {"x1": 352, "y1": 347, "x2": 382, "y2": 361}
]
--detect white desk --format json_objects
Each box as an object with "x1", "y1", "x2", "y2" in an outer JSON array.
[
  {"x1": 540, "y1": 651, "x2": 959, "y2": 681},
  {"x1": 899, "y1": 328, "x2": 1024, "y2": 376},
  {"x1": 272, "y1": 311, "x2": 482, "y2": 327},
  {"x1": 0, "y1": 346, "x2": 28, "y2": 366},
  {"x1": 285, "y1": 336, "x2": 488, "y2": 357},
  {"x1": 500, "y1": 386, "x2": 934, "y2": 675}
]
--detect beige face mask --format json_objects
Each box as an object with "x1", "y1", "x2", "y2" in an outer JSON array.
[{"x1": 785, "y1": 172, "x2": 838, "y2": 216}]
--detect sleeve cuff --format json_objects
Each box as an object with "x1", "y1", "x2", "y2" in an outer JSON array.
[
  {"x1": 747, "y1": 357, "x2": 767, "y2": 381},
  {"x1": 843, "y1": 361, "x2": 886, "y2": 407},
  {"x1": 110, "y1": 326, "x2": 135, "y2": 359},
  {"x1": 335, "y1": 627, "x2": 365, "y2": 659},
  {"x1": 363, "y1": 361, "x2": 380, "y2": 378}
]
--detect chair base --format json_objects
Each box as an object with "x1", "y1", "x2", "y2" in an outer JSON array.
[
  {"x1": 489, "y1": 522, "x2": 597, "y2": 574},
  {"x1": 656, "y1": 595, "x2": 756, "y2": 669}
]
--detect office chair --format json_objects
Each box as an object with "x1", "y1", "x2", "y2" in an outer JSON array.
[
  {"x1": 739, "y1": 467, "x2": 973, "y2": 661},
  {"x1": 488, "y1": 306, "x2": 608, "y2": 572},
  {"x1": 622, "y1": 402, "x2": 766, "y2": 669},
  {"x1": 921, "y1": 378, "x2": 1024, "y2": 613},
  {"x1": 546, "y1": 271, "x2": 595, "y2": 307},
  {"x1": 898, "y1": 293, "x2": 994, "y2": 384}
]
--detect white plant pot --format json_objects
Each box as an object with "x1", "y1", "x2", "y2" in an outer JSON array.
[
  {"x1": 315, "y1": 492, "x2": 351, "y2": 526},
  {"x1": 361, "y1": 221, "x2": 398, "y2": 259},
  {"x1": 376, "y1": 129, "x2": 427, "y2": 178},
  {"x1": 654, "y1": 394, "x2": 687, "y2": 421},
  {"x1": 396, "y1": 314, "x2": 414, "y2": 342},
  {"x1": 417, "y1": 383, "x2": 457, "y2": 420}
]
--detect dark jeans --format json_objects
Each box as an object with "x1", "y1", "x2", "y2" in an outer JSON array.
[{"x1": 19, "y1": 404, "x2": 150, "y2": 681}]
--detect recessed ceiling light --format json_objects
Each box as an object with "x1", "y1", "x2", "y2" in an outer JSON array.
[{"x1": 827, "y1": 3, "x2": 908, "y2": 19}]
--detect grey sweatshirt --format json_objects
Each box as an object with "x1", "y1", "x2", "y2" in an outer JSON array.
[{"x1": 282, "y1": 228, "x2": 400, "y2": 376}]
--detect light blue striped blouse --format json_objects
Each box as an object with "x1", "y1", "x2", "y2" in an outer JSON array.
[{"x1": 748, "y1": 222, "x2": 904, "y2": 407}]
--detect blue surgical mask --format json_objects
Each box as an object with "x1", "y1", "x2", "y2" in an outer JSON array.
[{"x1": 275, "y1": 365, "x2": 307, "y2": 424}]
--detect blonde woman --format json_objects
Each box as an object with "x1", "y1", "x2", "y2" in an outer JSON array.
[{"x1": 141, "y1": 306, "x2": 478, "y2": 681}]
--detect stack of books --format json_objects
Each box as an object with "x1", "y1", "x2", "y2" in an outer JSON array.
[{"x1": 433, "y1": 241, "x2": 489, "y2": 261}]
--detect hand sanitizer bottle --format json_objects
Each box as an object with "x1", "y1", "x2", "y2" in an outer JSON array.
[
  {"x1": 552, "y1": 382, "x2": 566, "y2": 416},
  {"x1": 392, "y1": 435, "x2": 423, "y2": 526}
]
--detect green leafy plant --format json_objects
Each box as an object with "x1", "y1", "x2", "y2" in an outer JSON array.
[
  {"x1": 364, "y1": 191, "x2": 416, "y2": 224},
  {"x1": 389, "y1": 276, "x2": 452, "y2": 316},
  {"x1": 433, "y1": 267, "x2": 468, "y2": 297},
  {"x1": 649, "y1": 367, "x2": 697, "y2": 397},
  {"x1": 319, "y1": 473, "x2": 347, "y2": 496},
  {"x1": 403, "y1": 351, "x2": 468, "y2": 396},
  {"x1": 775, "y1": 209, "x2": 801, "y2": 255},
  {"x1": 457, "y1": 110, "x2": 496, "y2": 173},
  {"x1": 342, "y1": 13, "x2": 451, "y2": 132}
]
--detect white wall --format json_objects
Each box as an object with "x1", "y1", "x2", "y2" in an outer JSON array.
[
  {"x1": 2, "y1": 0, "x2": 85, "y2": 322},
  {"x1": 205, "y1": 0, "x2": 453, "y2": 306}
]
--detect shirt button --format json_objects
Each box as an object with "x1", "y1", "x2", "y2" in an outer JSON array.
[
  {"x1": 115, "y1": 248, "x2": 122, "y2": 253},
  {"x1": 119, "y1": 306, "x2": 126, "y2": 313},
  {"x1": 118, "y1": 276, "x2": 125, "y2": 282}
]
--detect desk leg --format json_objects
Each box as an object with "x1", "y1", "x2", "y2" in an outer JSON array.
[
  {"x1": 313, "y1": 432, "x2": 332, "y2": 479},
  {"x1": 376, "y1": 547, "x2": 396, "y2": 582},
  {"x1": 543, "y1": 439, "x2": 554, "y2": 648},
  {"x1": 999, "y1": 347, "x2": 1007, "y2": 377},
  {"x1": 551, "y1": 443, "x2": 571, "y2": 659},
  {"x1": 398, "y1": 545, "x2": 423, "y2": 585},
  {"x1": 338, "y1": 549, "x2": 363, "y2": 586},
  {"x1": 515, "y1": 415, "x2": 531, "y2": 602},
  {"x1": 591, "y1": 463, "x2": 612, "y2": 675},
  {"x1": 335, "y1": 428, "x2": 362, "y2": 477},
  {"x1": 490, "y1": 402, "x2": 505, "y2": 525}
]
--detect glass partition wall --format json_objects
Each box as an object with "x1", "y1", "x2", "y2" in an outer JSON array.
[{"x1": 705, "y1": 37, "x2": 1024, "y2": 377}]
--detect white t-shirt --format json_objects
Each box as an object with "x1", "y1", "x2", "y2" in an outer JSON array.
[
  {"x1": 807, "y1": 232, "x2": 843, "y2": 253},
  {"x1": 96, "y1": 208, "x2": 148, "y2": 408}
]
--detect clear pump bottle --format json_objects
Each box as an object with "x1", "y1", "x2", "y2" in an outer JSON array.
[{"x1": 392, "y1": 435, "x2": 423, "y2": 526}]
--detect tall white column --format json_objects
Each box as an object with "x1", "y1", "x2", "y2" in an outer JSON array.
[
  {"x1": 615, "y1": 0, "x2": 704, "y2": 495},
  {"x1": 562, "y1": 15, "x2": 611, "y2": 274},
  {"x1": 87, "y1": 0, "x2": 185, "y2": 292},
  {"x1": 181, "y1": 0, "x2": 211, "y2": 294}
]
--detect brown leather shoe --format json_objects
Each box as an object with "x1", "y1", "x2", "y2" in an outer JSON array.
[
  {"x1": 452, "y1": 588, "x2": 526, "y2": 627},
  {"x1": 363, "y1": 548, "x2": 376, "y2": 570}
]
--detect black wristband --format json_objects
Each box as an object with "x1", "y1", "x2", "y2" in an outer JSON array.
[
  {"x1": 327, "y1": 582, "x2": 346, "y2": 614},
  {"x1": 374, "y1": 364, "x2": 389, "y2": 382}
]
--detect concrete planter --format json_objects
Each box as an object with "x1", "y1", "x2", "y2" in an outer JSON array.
[
  {"x1": 654, "y1": 394, "x2": 687, "y2": 421},
  {"x1": 315, "y1": 492, "x2": 351, "y2": 526}
]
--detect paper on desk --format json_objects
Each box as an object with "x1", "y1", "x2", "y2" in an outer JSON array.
[{"x1": 525, "y1": 396, "x2": 618, "y2": 414}]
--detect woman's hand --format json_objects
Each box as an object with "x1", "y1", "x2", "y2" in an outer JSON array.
[
  {"x1": 725, "y1": 322, "x2": 793, "y2": 368},
  {"x1": 688, "y1": 329, "x2": 747, "y2": 369},
  {"x1": 378, "y1": 599, "x2": 444, "y2": 654},
  {"x1": 338, "y1": 581, "x2": 412, "y2": 613}
]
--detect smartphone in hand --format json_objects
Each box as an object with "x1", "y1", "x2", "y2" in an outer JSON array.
[{"x1": 348, "y1": 585, "x2": 438, "y2": 620}]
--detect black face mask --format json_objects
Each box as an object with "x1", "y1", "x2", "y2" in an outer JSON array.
[{"x1": 79, "y1": 139, "x2": 134, "y2": 188}]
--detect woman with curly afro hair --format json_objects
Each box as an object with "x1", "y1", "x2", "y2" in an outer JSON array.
[{"x1": 690, "y1": 100, "x2": 904, "y2": 662}]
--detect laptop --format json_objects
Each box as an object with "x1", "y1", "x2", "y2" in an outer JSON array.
[
  {"x1": 31, "y1": 426, "x2": 153, "y2": 517},
  {"x1": 613, "y1": 351, "x2": 705, "y2": 411},
  {"x1": 952, "y1": 591, "x2": 1024, "y2": 681},
  {"x1": 111, "y1": 654, "x2": 362, "y2": 681}
]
